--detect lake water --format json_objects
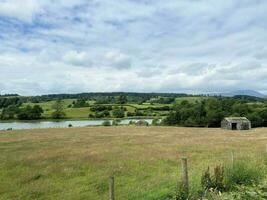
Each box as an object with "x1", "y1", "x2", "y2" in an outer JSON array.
[{"x1": 0, "y1": 119, "x2": 153, "y2": 130}]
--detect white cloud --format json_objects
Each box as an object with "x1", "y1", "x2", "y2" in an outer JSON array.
[
  {"x1": 0, "y1": 0, "x2": 267, "y2": 95},
  {"x1": 62, "y1": 50, "x2": 91, "y2": 67},
  {"x1": 105, "y1": 51, "x2": 132, "y2": 69},
  {"x1": 0, "y1": 0, "x2": 40, "y2": 23}
]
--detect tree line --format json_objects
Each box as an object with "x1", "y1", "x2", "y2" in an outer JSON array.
[
  {"x1": 1, "y1": 95, "x2": 267, "y2": 126},
  {"x1": 25, "y1": 92, "x2": 189, "y2": 104},
  {"x1": 0, "y1": 100, "x2": 66, "y2": 120},
  {"x1": 163, "y1": 97, "x2": 267, "y2": 128}
]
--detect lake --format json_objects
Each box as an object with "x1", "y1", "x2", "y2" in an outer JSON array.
[{"x1": 0, "y1": 119, "x2": 154, "y2": 130}]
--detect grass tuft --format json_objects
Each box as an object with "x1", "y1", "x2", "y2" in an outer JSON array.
[{"x1": 224, "y1": 160, "x2": 265, "y2": 190}]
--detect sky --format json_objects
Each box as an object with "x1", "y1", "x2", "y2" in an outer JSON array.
[{"x1": 0, "y1": 0, "x2": 267, "y2": 95}]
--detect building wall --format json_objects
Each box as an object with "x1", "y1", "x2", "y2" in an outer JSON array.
[
  {"x1": 239, "y1": 122, "x2": 251, "y2": 130},
  {"x1": 221, "y1": 119, "x2": 251, "y2": 130},
  {"x1": 221, "y1": 119, "x2": 231, "y2": 130}
]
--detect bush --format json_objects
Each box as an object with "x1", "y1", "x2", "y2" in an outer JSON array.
[
  {"x1": 17, "y1": 105, "x2": 43, "y2": 120},
  {"x1": 112, "y1": 107, "x2": 125, "y2": 118},
  {"x1": 224, "y1": 161, "x2": 264, "y2": 190},
  {"x1": 201, "y1": 167, "x2": 213, "y2": 190},
  {"x1": 152, "y1": 118, "x2": 161, "y2": 125},
  {"x1": 126, "y1": 112, "x2": 135, "y2": 117},
  {"x1": 96, "y1": 110, "x2": 110, "y2": 118},
  {"x1": 0, "y1": 105, "x2": 19, "y2": 120},
  {"x1": 128, "y1": 120, "x2": 135, "y2": 125},
  {"x1": 175, "y1": 182, "x2": 188, "y2": 200},
  {"x1": 51, "y1": 100, "x2": 66, "y2": 119},
  {"x1": 200, "y1": 161, "x2": 264, "y2": 194},
  {"x1": 201, "y1": 165, "x2": 225, "y2": 192},
  {"x1": 90, "y1": 105, "x2": 112, "y2": 112},
  {"x1": 112, "y1": 119, "x2": 121, "y2": 126},
  {"x1": 72, "y1": 98, "x2": 89, "y2": 108},
  {"x1": 102, "y1": 120, "x2": 111, "y2": 126},
  {"x1": 134, "y1": 110, "x2": 144, "y2": 116},
  {"x1": 88, "y1": 114, "x2": 94, "y2": 118}
]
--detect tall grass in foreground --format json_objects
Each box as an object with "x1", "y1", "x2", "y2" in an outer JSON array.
[
  {"x1": 224, "y1": 160, "x2": 265, "y2": 189},
  {"x1": 175, "y1": 158, "x2": 266, "y2": 200}
]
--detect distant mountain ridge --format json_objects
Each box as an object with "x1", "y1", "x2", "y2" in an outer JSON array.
[
  {"x1": 211, "y1": 90, "x2": 266, "y2": 98},
  {"x1": 1, "y1": 90, "x2": 266, "y2": 99}
]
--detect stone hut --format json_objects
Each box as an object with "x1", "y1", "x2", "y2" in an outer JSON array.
[{"x1": 221, "y1": 117, "x2": 251, "y2": 130}]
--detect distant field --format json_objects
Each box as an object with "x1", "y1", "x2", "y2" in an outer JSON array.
[
  {"x1": 22, "y1": 100, "x2": 170, "y2": 119},
  {"x1": 175, "y1": 96, "x2": 209, "y2": 103},
  {"x1": 0, "y1": 127, "x2": 266, "y2": 199},
  {"x1": 19, "y1": 96, "x2": 212, "y2": 120}
]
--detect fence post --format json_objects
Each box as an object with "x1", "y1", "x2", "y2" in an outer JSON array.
[
  {"x1": 181, "y1": 157, "x2": 189, "y2": 196},
  {"x1": 109, "y1": 176, "x2": 115, "y2": 200},
  {"x1": 266, "y1": 144, "x2": 267, "y2": 153},
  {"x1": 231, "y1": 151, "x2": 234, "y2": 168}
]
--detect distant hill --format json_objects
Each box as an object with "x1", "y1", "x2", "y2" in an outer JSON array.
[
  {"x1": 212, "y1": 90, "x2": 266, "y2": 98},
  {"x1": 0, "y1": 94, "x2": 20, "y2": 97}
]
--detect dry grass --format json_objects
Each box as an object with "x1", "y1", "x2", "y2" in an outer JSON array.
[{"x1": 0, "y1": 126, "x2": 267, "y2": 199}]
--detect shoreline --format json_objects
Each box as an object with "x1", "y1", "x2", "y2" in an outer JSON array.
[{"x1": 0, "y1": 116, "x2": 159, "y2": 123}]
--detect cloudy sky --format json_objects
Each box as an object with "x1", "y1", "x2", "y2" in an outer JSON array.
[{"x1": 0, "y1": 0, "x2": 267, "y2": 95}]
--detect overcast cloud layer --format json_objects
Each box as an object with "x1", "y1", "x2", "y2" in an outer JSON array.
[{"x1": 0, "y1": 0, "x2": 267, "y2": 95}]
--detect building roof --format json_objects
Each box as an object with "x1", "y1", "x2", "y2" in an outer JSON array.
[{"x1": 223, "y1": 117, "x2": 250, "y2": 123}]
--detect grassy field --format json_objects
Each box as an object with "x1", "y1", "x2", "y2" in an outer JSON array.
[
  {"x1": 175, "y1": 96, "x2": 209, "y2": 103},
  {"x1": 19, "y1": 96, "x2": 211, "y2": 120},
  {"x1": 22, "y1": 100, "x2": 170, "y2": 119},
  {"x1": 1, "y1": 127, "x2": 267, "y2": 199}
]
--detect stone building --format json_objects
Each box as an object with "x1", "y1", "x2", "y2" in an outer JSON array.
[{"x1": 221, "y1": 117, "x2": 251, "y2": 130}]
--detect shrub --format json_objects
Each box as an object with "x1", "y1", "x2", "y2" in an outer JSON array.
[
  {"x1": 88, "y1": 114, "x2": 94, "y2": 118},
  {"x1": 126, "y1": 112, "x2": 135, "y2": 117},
  {"x1": 201, "y1": 165, "x2": 225, "y2": 192},
  {"x1": 51, "y1": 100, "x2": 66, "y2": 119},
  {"x1": 102, "y1": 120, "x2": 111, "y2": 126},
  {"x1": 95, "y1": 111, "x2": 109, "y2": 118},
  {"x1": 175, "y1": 182, "x2": 188, "y2": 200},
  {"x1": 152, "y1": 118, "x2": 160, "y2": 125},
  {"x1": 112, "y1": 107, "x2": 125, "y2": 118},
  {"x1": 213, "y1": 165, "x2": 224, "y2": 191},
  {"x1": 72, "y1": 98, "x2": 89, "y2": 108},
  {"x1": 201, "y1": 162, "x2": 264, "y2": 193},
  {"x1": 224, "y1": 161, "x2": 264, "y2": 190},
  {"x1": 112, "y1": 119, "x2": 121, "y2": 126},
  {"x1": 201, "y1": 167, "x2": 213, "y2": 190},
  {"x1": 17, "y1": 105, "x2": 43, "y2": 120},
  {"x1": 90, "y1": 105, "x2": 112, "y2": 112}
]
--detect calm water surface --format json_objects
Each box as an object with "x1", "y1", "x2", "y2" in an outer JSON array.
[{"x1": 0, "y1": 119, "x2": 153, "y2": 130}]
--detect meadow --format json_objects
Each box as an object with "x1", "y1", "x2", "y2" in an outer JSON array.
[
  {"x1": 0, "y1": 126, "x2": 267, "y2": 199},
  {"x1": 22, "y1": 99, "x2": 172, "y2": 120}
]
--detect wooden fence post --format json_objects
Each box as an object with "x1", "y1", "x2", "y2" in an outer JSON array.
[
  {"x1": 181, "y1": 157, "x2": 189, "y2": 196},
  {"x1": 231, "y1": 151, "x2": 234, "y2": 168},
  {"x1": 109, "y1": 176, "x2": 115, "y2": 200}
]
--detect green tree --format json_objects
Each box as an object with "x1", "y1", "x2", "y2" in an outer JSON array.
[
  {"x1": 205, "y1": 99, "x2": 224, "y2": 127},
  {"x1": 232, "y1": 103, "x2": 250, "y2": 116},
  {"x1": 72, "y1": 98, "x2": 89, "y2": 108},
  {"x1": 259, "y1": 108, "x2": 267, "y2": 126},
  {"x1": 247, "y1": 112, "x2": 263, "y2": 127},
  {"x1": 0, "y1": 105, "x2": 19, "y2": 120},
  {"x1": 116, "y1": 95, "x2": 127, "y2": 104},
  {"x1": 51, "y1": 100, "x2": 66, "y2": 119},
  {"x1": 112, "y1": 107, "x2": 125, "y2": 118},
  {"x1": 17, "y1": 105, "x2": 43, "y2": 120}
]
